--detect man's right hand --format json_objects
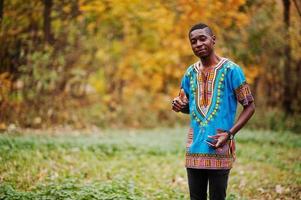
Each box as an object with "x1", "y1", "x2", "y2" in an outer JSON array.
[{"x1": 172, "y1": 89, "x2": 189, "y2": 112}]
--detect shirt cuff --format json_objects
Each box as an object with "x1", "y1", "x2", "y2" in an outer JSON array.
[{"x1": 235, "y1": 82, "x2": 254, "y2": 106}]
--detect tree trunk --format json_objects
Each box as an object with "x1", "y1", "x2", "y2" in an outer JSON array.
[
  {"x1": 43, "y1": 0, "x2": 53, "y2": 43},
  {"x1": 282, "y1": 0, "x2": 293, "y2": 114},
  {"x1": 0, "y1": 0, "x2": 3, "y2": 22},
  {"x1": 71, "y1": 0, "x2": 80, "y2": 18}
]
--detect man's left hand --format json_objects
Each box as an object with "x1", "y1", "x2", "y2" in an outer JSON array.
[{"x1": 207, "y1": 129, "x2": 230, "y2": 148}]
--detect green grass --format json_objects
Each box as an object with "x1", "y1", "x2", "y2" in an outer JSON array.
[{"x1": 0, "y1": 128, "x2": 300, "y2": 199}]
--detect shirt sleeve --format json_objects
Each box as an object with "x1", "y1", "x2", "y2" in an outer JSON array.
[
  {"x1": 230, "y1": 66, "x2": 254, "y2": 106},
  {"x1": 180, "y1": 73, "x2": 190, "y2": 99}
]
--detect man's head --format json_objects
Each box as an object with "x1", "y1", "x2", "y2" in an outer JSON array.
[{"x1": 188, "y1": 23, "x2": 216, "y2": 58}]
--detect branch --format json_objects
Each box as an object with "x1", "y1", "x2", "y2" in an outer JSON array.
[{"x1": 292, "y1": 0, "x2": 301, "y2": 18}]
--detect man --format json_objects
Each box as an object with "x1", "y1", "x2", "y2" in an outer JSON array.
[{"x1": 172, "y1": 23, "x2": 255, "y2": 200}]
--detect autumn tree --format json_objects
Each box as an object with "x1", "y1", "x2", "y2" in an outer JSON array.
[{"x1": 0, "y1": 0, "x2": 300, "y2": 129}]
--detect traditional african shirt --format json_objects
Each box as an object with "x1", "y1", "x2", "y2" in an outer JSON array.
[{"x1": 181, "y1": 57, "x2": 254, "y2": 169}]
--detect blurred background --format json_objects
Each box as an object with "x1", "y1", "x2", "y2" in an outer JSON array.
[
  {"x1": 0, "y1": 1, "x2": 301, "y2": 199},
  {"x1": 0, "y1": 0, "x2": 300, "y2": 132}
]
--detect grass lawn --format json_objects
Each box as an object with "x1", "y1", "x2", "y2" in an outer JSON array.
[{"x1": 0, "y1": 127, "x2": 300, "y2": 199}]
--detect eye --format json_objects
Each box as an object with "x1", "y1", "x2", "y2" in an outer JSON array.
[
  {"x1": 191, "y1": 39, "x2": 196, "y2": 44},
  {"x1": 199, "y1": 36, "x2": 207, "y2": 41}
]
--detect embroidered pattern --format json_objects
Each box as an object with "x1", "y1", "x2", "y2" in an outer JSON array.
[
  {"x1": 188, "y1": 59, "x2": 227, "y2": 127},
  {"x1": 186, "y1": 128, "x2": 193, "y2": 151},
  {"x1": 185, "y1": 135, "x2": 235, "y2": 169},
  {"x1": 194, "y1": 58, "x2": 227, "y2": 117},
  {"x1": 235, "y1": 82, "x2": 254, "y2": 106},
  {"x1": 186, "y1": 153, "x2": 234, "y2": 169},
  {"x1": 199, "y1": 71, "x2": 215, "y2": 107},
  {"x1": 182, "y1": 58, "x2": 254, "y2": 170}
]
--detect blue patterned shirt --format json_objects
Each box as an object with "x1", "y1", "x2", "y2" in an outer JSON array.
[{"x1": 181, "y1": 58, "x2": 254, "y2": 169}]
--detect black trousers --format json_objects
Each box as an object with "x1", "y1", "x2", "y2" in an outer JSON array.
[{"x1": 186, "y1": 168, "x2": 230, "y2": 200}]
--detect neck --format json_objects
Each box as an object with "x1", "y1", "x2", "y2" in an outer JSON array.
[{"x1": 200, "y1": 53, "x2": 220, "y2": 68}]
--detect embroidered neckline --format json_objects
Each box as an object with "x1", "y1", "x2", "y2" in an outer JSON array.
[
  {"x1": 193, "y1": 57, "x2": 226, "y2": 73},
  {"x1": 195, "y1": 58, "x2": 227, "y2": 117}
]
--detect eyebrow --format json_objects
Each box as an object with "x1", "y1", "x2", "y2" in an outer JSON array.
[{"x1": 190, "y1": 34, "x2": 207, "y2": 40}]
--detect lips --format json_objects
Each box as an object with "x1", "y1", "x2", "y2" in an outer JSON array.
[{"x1": 196, "y1": 49, "x2": 207, "y2": 54}]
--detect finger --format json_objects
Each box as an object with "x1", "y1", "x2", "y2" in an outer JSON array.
[
  {"x1": 173, "y1": 101, "x2": 184, "y2": 109},
  {"x1": 217, "y1": 129, "x2": 225, "y2": 133},
  {"x1": 175, "y1": 101, "x2": 188, "y2": 110},
  {"x1": 215, "y1": 140, "x2": 224, "y2": 148},
  {"x1": 172, "y1": 104, "x2": 182, "y2": 112},
  {"x1": 215, "y1": 133, "x2": 228, "y2": 137},
  {"x1": 172, "y1": 106, "x2": 180, "y2": 112},
  {"x1": 173, "y1": 102, "x2": 186, "y2": 111},
  {"x1": 179, "y1": 89, "x2": 188, "y2": 103},
  {"x1": 172, "y1": 101, "x2": 181, "y2": 109},
  {"x1": 178, "y1": 100, "x2": 186, "y2": 107},
  {"x1": 182, "y1": 97, "x2": 188, "y2": 104},
  {"x1": 182, "y1": 104, "x2": 189, "y2": 110},
  {"x1": 205, "y1": 141, "x2": 216, "y2": 147},
  {"x1": 174, "y1": 98, "x2": 185, "y2": 106},
  {"x1": 216, "y1": 139, "x2": 227, "y2": 148},
  {"x1": 179, "y1": 89, "x2": 186, "y2": 99},
  {"x1": 208, "y1": 135, "x2": 219, "y2": 139},
  {"x1": 179, "y1": 89, "x2": 185, "y2": 97},
  {"x1": 208, "y1": 135, "x2": 222, "y2": 140}
]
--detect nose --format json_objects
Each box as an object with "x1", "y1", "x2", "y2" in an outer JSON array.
[{"x1": 196, "y1": 40, "x2": 203, "y2": 47}]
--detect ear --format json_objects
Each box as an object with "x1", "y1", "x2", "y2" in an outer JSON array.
[{"x1": 212, "y1": 35, "x2": 216, "y2": 44}]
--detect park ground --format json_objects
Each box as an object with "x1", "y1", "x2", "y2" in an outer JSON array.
[{"x1": 0, "y1": 127, "x2": 300, "y2": 199}]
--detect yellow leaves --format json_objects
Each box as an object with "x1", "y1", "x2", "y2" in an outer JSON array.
[
  {"x1": 95, "y1": 49, "x2": 107, "y2": 63},
  {"x1": 88, "y1": 70, "x2": 106, "y2": 95},
  {"x1": 62, "y1": 4, "x2": 71, "y2": 13},
  {"x1": 84, "y1": 0, "x2": 259, "y2": 116},
  {"x1": 150, "y1": 94, "x2": 170, "y2": 111},
  {"x1": 231, "y1": 0, "x2": 246, "y2": 6},
  {"x1": 79, "y1": 1, "x2": 105, "y2": 14},
  {"x1": 87, "y1": 23, "x2": 96, "y2": 33},
  {"x1": 244, "y1": 65, "x2": 261, "y2": 84},
  {"x1": 150, "y1": 74, "x2": 164, "y2": 92}
]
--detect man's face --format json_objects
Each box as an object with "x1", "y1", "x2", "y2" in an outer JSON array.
[{"x1": 189, "y1": 28, "x2": 215, "y2": 58}]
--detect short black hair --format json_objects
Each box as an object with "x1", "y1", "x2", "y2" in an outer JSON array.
[{"x1": 189, "y1": 23, "x2": 213, "y2": 36}]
